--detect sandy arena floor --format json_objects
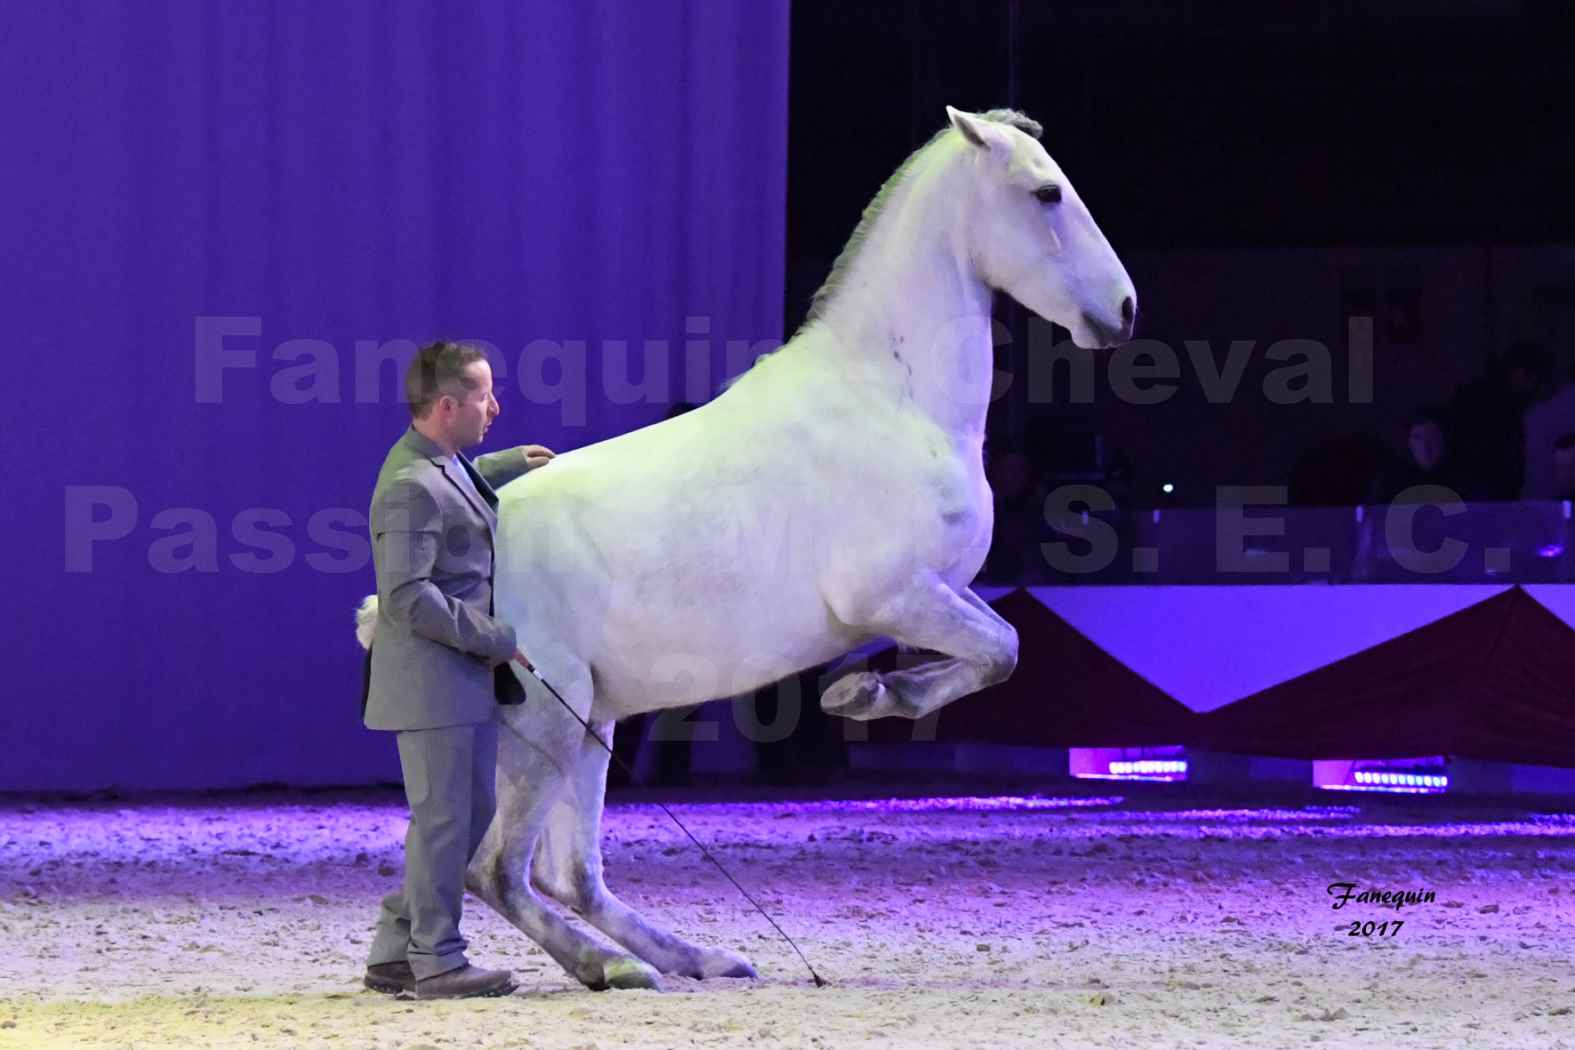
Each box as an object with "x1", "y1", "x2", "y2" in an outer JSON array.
[{"x1": 0, "y1": 780, "x2": 1571, "y2": 1050}]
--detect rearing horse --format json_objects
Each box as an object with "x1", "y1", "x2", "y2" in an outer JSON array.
[{"x1": 357, "y1": 106, "x2": 1135, "y2": 989}]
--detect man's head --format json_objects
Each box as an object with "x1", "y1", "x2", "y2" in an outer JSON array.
[
  {"x1": 405, "y1": 341, "x2": 499, "y2": 451},
  {"x1": 1407, "y1": 406, "x2": 1448, "y2": 472}
]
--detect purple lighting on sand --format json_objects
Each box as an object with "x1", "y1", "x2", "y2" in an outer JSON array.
[
  {"x1": 1077, "y1": 760, "x2": 1188, "y2": 782},
  {"x1": 1323, "y1": 784, "x2": 1446, "y2": 795},
  {"x1": 780, "y1": 795, "x2": 1127, "y2": 814}
]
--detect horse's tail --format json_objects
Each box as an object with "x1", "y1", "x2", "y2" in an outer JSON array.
[{"x1": 354, "y1": 594, "x2": 379, "y2": 650}]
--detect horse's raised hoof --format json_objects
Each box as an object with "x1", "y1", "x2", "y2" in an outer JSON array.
[
  {"x1": 821, "y1": 672, "x2": 894, "y2": 721},
  {"x1": 592, "y1": 956, "x2": 662, "y2": 991}
]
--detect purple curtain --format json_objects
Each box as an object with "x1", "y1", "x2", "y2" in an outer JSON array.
[{"x1": 3, "y1": 1, "x2": 789, "y2": 791}]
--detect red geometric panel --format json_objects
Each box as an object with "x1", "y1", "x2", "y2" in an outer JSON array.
[{"x1": 1194, "y1": 586, "x2": 1575, "y2": 766}]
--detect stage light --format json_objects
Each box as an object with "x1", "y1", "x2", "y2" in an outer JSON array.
[
  {"x1": 1109, "y1": 760, "x2": 1188, "y2": 775},
  {"x1": 1161, "y1": 483, "x2": 1174, "y2": 494},
  {"x1": 1071, "y1": 747, "x2": 1188, "y2": 782},
  {"x1": 1315, "y1": 759, "x2": 1448, "y2": 795},
  {"x1": 1071, "y1": 746, "x2": 1190, "y2": 780},
  {"x1": 1352, "y1": 771, "x2": 1447, "y2": 790}
]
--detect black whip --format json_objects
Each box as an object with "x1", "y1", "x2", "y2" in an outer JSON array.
[{"x1": 514, "y1": 658, "x2": 828, "y2": 988}]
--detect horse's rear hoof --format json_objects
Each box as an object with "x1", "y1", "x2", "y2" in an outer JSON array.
[
  {"x1": 597, "y1": 957, "x2": 662, "y2": 991},
  {"x1": 698, "y1": 948, "x2": 758, "y2": 979}
]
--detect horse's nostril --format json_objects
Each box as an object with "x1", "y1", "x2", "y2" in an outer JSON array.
[{"x1": 1120, "y1": 296, "x2": 1135, "y2": 325}]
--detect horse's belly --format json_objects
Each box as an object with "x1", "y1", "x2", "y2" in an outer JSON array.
[{"x1": 589, "y1": 572, "x2": 860, "y2": 716}]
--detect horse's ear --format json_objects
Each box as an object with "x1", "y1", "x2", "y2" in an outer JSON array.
[{"x1": 946, "y1": 106, "x2": 1009, "y2": 155}]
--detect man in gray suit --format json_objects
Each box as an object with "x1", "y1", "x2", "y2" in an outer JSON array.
[{"x1": 362, "y1": 341, "x2": 554, "y2": 1000}]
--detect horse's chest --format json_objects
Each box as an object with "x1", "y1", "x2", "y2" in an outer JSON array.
[
  {"x1": 935, "y1": 479, "x2": 988, "y2": 540},
  {"x1": 917, "y1": 451, "x2": 989, "y2": 542}
]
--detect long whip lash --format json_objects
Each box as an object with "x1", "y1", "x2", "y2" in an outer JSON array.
[{"x1": 515, "y1": 658, "x2": 828, "y2": 988}]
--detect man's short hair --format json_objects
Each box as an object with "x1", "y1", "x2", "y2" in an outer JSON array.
[
  {"x1": 1554, "y1": 432, "x2": 1575, "y2": 453},
  {"x1": 405, "y1": 341, "x2": 486, "y2": 419}
]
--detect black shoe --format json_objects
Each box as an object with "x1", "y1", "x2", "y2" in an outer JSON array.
[
  {"x1": 414, "y1": 963, "x2": 515, "y2": 1000},
  {"x1": 363, "y1": 960, "x2": 416, "y2": 995}
]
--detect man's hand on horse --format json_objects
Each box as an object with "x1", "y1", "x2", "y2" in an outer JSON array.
[{"x1": 521, "y1": 444, "x2": 556, "y2": 470}]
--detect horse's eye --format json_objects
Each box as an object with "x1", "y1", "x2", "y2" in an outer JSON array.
[{"x1": 1034, "y1": 184, "x2": 1062, "y2": 205}]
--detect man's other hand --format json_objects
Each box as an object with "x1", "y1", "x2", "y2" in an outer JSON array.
[{"x1": 521, "y1": 445, "x2": 556, "y2": 470}]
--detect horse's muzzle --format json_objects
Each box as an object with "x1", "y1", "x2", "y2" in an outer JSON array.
[{"x1": 1079, "y1": 304, "x2": 1135, "y2": 348}]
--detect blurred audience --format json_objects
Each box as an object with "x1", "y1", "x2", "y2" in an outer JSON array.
[
  {"x1": 1371, "y1": 405, "x2": 1473, "y2": 503},
  {"x1": 1552, "y1": 433, "x2": 1575, "y2": 502},
  {"x1": 1289, "y1": 431, "x2": 1386, "y2": 507},
  {"x1": 747, "y1": 661, "x2": 846, "y2": 786},
  {"x1": 981, "y1": 449, "x2": 1049, "y2": 583},
  {"x1": 1448, "y1": 340, "x2": 1551, "y2": 500},
  {"x1": 1523, "y1": 361, "x2": 1575, "y2": 500}
]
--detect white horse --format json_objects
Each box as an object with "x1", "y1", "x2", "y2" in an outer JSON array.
[{"x1": 357, "y1": 106, "x2": 1135, "y2": 990}]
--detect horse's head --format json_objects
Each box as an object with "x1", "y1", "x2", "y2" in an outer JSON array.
[{"x1": 946, "y1": 106, "x2": 1136, "y2": 350}]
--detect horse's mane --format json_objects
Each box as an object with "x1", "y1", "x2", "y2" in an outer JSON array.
[
  {"x1": 800, "y1": 108, "x2": 1043, "y2": 331},
  {"x1": 717, "y1": 109, "x2": 1043, "y2": 394}
]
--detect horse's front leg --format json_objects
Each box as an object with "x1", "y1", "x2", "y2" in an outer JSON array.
[
  {"x1": 820, "y1": 580, "x2": 1017, "y2": 720},
  {"x1": 532, "y1": 727, "x2": 758, "y2": 980}
]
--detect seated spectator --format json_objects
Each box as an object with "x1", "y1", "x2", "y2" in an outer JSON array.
[
  {"x1": 1449, "y1": 340, "x2": 1551, "y2": 500},
  {"x1": 981, "y1": 449, "x2": 1049, "y2": 583},
  {"x1": 1523, "y1": 362, "x2": 1575, "y2": 500},
  {"x1": 1553, "y1": 433, "x2": 1575, "y2": 502},
  {"x1": 1373, "y1": 406, "x2": 1474, "y2": 504}
]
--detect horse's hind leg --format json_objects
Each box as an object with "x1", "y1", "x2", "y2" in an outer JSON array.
[
  {"x1": 821, "y1": 580, "x2": 1018, "y2": 721},
  {"x1": 466, "y1": 668, "x2": 660, "y2": 991},
  {"x1": 532, "y1": 727, "x2": 759, "y2": 980}
]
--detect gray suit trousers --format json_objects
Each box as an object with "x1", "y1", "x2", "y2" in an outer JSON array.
[{"x1": 366, "y1": 716, "x2": 499, "y2": 980}]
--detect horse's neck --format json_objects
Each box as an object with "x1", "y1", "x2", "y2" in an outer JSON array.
[{"x1": 814, "y1": 158, "x2": 995, "y2": 439}]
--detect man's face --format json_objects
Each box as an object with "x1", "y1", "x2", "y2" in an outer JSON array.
[
  {"x1": 1408, "y1": 421, "x2": 1445, "y2": 471},
  {"x1": 441, "y1": 360, "x2": 499, "y2": 449}
]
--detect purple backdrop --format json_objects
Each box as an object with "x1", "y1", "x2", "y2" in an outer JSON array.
[{"x1": 3, "y1": 2, "x2": 789, "y2": 791}]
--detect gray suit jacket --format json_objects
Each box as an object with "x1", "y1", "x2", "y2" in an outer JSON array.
[{"x1": 363, "y1": 427, "x2": 531, "y2": 731}]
